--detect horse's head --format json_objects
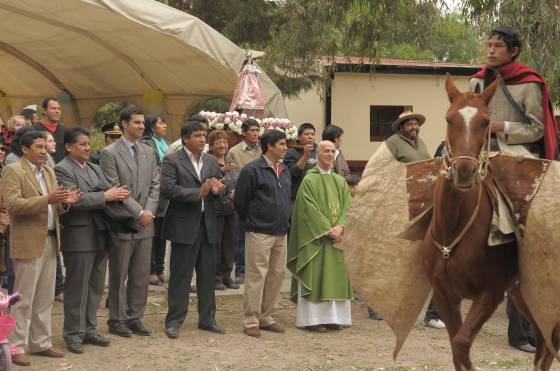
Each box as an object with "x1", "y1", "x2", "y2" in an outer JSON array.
[{"x1": 443, "y1": 74, "x2": 500, "y2": 190}]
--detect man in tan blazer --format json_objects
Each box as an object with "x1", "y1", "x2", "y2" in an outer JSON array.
[{"x1": 0, "y1": 131, "x2": 80, "y2": 367}]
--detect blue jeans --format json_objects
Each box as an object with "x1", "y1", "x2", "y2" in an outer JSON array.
[{"x1": 234, "y1": 222, "x2": 245, "y2": 277}]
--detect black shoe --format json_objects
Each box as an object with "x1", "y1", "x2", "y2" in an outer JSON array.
[
  {"x1": 83, "y1": 334, "x2": 111, "y2": 347},
  {"x1": 108, "y1": 320, "x2": 132, "y2": 337},
  {"x1": 127, "y1": 320, "x2": 152, "y2": 336},
  {"x1": 368, "y1": 308, "x2": 383, "y2": 321},
  {"x1": 67, "y1": 343, "x2": 84, "y2": 354},
  {"x1": 215, "y1": 282, "x2": 227, "y2": 290},
  {"x1": 198, "y1": 323, "x2": 225, "y2": 334},
  {"x1": 234, "y1": 275, "x2": 244, "y2": 284},
  {"x1": 165, "y1": 326, "x2": 180, "y2": 339},
  {"x1": 223, "y1": 279, "x2": 240, "y2": 289}
]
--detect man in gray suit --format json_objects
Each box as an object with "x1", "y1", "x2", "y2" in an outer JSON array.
[
  {"x1": 161, "y1": 121, "x2": 225, "y2": 338},
  {"x1": 99, "y1": 106, "x2": 160, "y2": 337},
  {"x1": 55, "y1": 127, "x2": 131, "y2": 354}
]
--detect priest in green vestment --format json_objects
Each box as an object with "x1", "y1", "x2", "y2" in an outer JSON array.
[{"x1": 288, "y1": 140, "x2": 354, "y2": 332}]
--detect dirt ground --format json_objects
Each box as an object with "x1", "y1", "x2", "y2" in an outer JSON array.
[{"x1": 12, "y1": 283, "x2": 552, "y2": 371}]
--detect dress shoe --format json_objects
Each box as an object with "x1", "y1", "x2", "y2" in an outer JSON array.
[
  {"x1": 305, "y1": 325, "x2": 327, "y2": 332},
  {"x1": 54, "y1": 293, "x2": 64, "y2": 303},
  {"x1": 165, "y1": 326, "x2": 180, "y2": 339},
  {"x1": 514, "y1": 343, "x2": 536, "y2": 353},
  {"x1": 12, "y1": 353, "x2": 32, "y2": 366},
  {"x1": 367, "y1": 308, "x2": 383, "y2": 320},
  {"x1": 32, "y1": 347, "x2": 65, "y2": 358},
  {"x1": 127, "y1": 320, "x2": 152, "y2": 336},
  {"x1": 67, "y1": 343, "x2": 84, "y2": 354},
  {"x1": 198, "y1": 323, "x2": 225, "y2": 334},
  {"x1": 223, "y1": 279, "x2": 240, "y2": 289},
  {"x1": 260, "y1": 323, "x2": 285, "y2": 333},
  {"x1": 324, "y1": 324, "x2": 343, "y2": 330},
  {"x1": 84, "y1": 334, "x2": 111, "y2": 347},
  {"x1": 244, "y1": 327, "x2": 261, "y2": 337},
  {"x1": 148, "y1": 274, "x2": 161, "y2": 285},
  {"x1": 108, "y1": 320, "x2": 132, "y2": 337},
  {"x1": 234, "y1": 275, "x2": 244, "y2": 284},
  {"x1": 215, "y1": 282, "x2": 227, "y2": 290}
]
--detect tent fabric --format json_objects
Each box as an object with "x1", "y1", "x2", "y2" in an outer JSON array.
[{"x1": 0, "y1": 0, "x2": 287, "y2": 136}]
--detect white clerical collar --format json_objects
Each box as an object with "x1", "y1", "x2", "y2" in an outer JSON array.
[{"x1": 318, "y1": 166, "x2": 331, "y2": 174}]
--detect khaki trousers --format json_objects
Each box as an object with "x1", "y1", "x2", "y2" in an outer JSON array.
[
  {"x1": 243, "y1": 232, "x2": 286, "y2": 329},
  {"x1": 10, "y1": 236, "x2": 56, "y2": 354}
]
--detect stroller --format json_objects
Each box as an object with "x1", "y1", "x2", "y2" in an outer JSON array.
[{"x1": 0, "y1": 289, "x2": 21, "y2": 371}]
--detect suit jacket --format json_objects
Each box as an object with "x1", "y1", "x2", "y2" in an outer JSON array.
[
  {"x1": 0, "y1": 159, "x2": 64, "y2": 259},
  {"x1": 99, "y1": 137, "x2": 160, "y2": 240},
  {"x1": 55, "y1": 156, "x2": 113, "y2": 252},
  {"x1": 161, "y1": 149, "x2": 221, "y2": 245}
]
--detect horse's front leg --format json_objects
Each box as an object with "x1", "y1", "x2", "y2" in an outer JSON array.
[
  {"x1": 508, "y1": 286, "x2": 557, "y2": 371},
  {"x1": 431, "y1": 288, "x2": 464, "y2": 369},
  {"x1": 451, "y1": 291, "x2": 504, "y2": 371}
]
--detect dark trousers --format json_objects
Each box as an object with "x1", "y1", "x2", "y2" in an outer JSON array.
[
  {"x1": 165, "y1": 219, "x2": 216, "y2": 329},
  {"x1": 3, "y1": 237, "x2": 14, "y2": 293},
  {"x1": 150, "y1": 217, "x2": 166, "y2": 276},
  {"x1": 55, "y1": 254, "x2": 64, "y2": 296},
  {"x1": 234, "y1": 221, "x2": 245, "y2": 277},
  {"x1": 215, "y1": 214, "x2": 237, "y2": 283},
  {"x1": 62, "y1": 249, "x2": 108, "y2": 345},
  {"x1": 507, "y1": 295, "x2": 535, "y2": 346},
  {"x1": 424, "y1": 298, "x2": 441, "y2": 322}
]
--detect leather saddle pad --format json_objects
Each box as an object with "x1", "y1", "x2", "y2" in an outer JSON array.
[{"x1": 402, "y1": 154, "x2": 550, "y2": 239}]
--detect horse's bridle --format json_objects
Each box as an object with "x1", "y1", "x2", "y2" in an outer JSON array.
[
  {"x1": 430, "y1": 124, "x2": 491, "y2": 259},
  {"x1": 442, "y1": 124, "x2": 492, "y2": 183}
]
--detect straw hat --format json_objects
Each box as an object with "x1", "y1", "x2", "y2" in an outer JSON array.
[{"x1": 391, "y1": 111, "x2": 426, "y2": 132}]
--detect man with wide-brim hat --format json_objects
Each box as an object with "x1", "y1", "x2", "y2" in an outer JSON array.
[{"x1": 385, "y1": 110, "x2": 430, "y2": 163}]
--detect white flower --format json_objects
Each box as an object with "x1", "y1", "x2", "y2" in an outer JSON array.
[
  {"x1": 232, "y1": 111, "x2": 239, "y2": 117},
  {"x1": 259, "y1": 127, "x2": 265, "y2": 135},
  {"x1": 215, "y1": 123, "x2": 224, "y2": 130},
  {"x1": 240, "y1": 113, "x2": 248, "y2": 120},
  {"x1": 224, "y1": 117, "x2": 231, "y2": 124}
]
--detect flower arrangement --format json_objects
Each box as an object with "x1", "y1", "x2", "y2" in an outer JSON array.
[{"x1": 199, "y1": 111, "x2": 297, "y2": 140}]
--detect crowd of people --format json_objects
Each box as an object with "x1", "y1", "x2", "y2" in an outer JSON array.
[
  {"x1": 0, "y1": 95, "x2": 371, "y2": 366},
  {"x1": 0, "y1": 25, "x2": 546, "y2": 367}
]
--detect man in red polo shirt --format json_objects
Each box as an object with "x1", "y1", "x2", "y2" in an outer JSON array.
[{"x1": 32, "y1": 97, "x2": 66, "y2": 163}]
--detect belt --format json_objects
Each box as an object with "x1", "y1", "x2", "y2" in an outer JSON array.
[{"x1": 47, "y1": 230, "x2": 56, "y2": 236}]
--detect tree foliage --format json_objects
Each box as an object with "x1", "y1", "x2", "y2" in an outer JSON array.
[{"x1": 157, "y1": 0, "x2": 560, "y2": 106}]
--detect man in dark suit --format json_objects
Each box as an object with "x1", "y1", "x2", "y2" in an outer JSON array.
[
  {"x1": 99, "y1": 106, "x2": 160, "y2": 337},
  {"x1": 161, "y1": 121, "x2": 225, "y2": 339},
  {"x1": 55, "y1": 128, "x2": 131, "y2": 354}
]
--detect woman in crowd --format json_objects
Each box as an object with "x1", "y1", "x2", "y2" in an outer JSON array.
[
  {"x1": 3, "y1": 115, "x2": 27, "y2": 147},
  {"x1": 207, "y1": 130, "x2": 239, "y2": 290},
  {"x1": 5, "y1": 126, "x2": 34, "y2": 165},
  {"x1": 141, "y1": 114, "x2": 169, "y2": 285}
]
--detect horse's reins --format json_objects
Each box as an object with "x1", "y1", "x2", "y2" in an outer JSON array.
[{"x1": 430, "y1": 124, "x2": 492, "y2": 259}]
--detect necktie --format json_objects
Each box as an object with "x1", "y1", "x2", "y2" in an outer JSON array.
[{"x1": 131, "y1": 144, "x2": 138, "y2": 165}]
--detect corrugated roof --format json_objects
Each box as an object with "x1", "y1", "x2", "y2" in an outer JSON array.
[{"x1": 332, "y1": 56, "x2": 482, "y2": 69}]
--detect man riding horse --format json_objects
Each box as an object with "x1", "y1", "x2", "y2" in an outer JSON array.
[{"x1": 470, "y1": 26, "x2": 559, "y2": 354}]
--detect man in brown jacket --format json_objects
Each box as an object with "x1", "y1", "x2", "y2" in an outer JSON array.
[{"x1": 0, "y1": 131, "x2": 80, "y2": 366}]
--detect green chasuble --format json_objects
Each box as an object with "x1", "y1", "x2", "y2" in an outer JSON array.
[{"x1": 287, "y1": 166, "x2": 354, "y2": 303}]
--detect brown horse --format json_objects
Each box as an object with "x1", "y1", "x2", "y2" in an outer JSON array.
[{"x1": 421, "y1": 75, "x2": 559, "y2": 371}]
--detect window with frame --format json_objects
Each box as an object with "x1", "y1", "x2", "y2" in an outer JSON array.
[{"x1": 370, "y1": 105, "x2": 413, "y2": 141}]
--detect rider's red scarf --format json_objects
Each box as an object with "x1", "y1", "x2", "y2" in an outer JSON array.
[{"x1": 471, "y1": 61, "x2": 558, "y2": 160}]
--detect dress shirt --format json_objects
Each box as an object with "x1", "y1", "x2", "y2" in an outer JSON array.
[
  {"x1": 26, "y1": 159, "x2": 55, "y2": 230},
  {"x1": 121, "y1": 136, "x2": 138, "y2": 157},
  {"x1": 241, "y1": 140, "x2": 259, "y2": 153},
  {"x1": 183, "y1": 147, "x2": 205, "y2": 212}
]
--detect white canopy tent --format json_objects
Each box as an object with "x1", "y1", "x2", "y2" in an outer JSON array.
[{"x1": 0, "y1": 0, "x2": 287, "y2": 136}]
